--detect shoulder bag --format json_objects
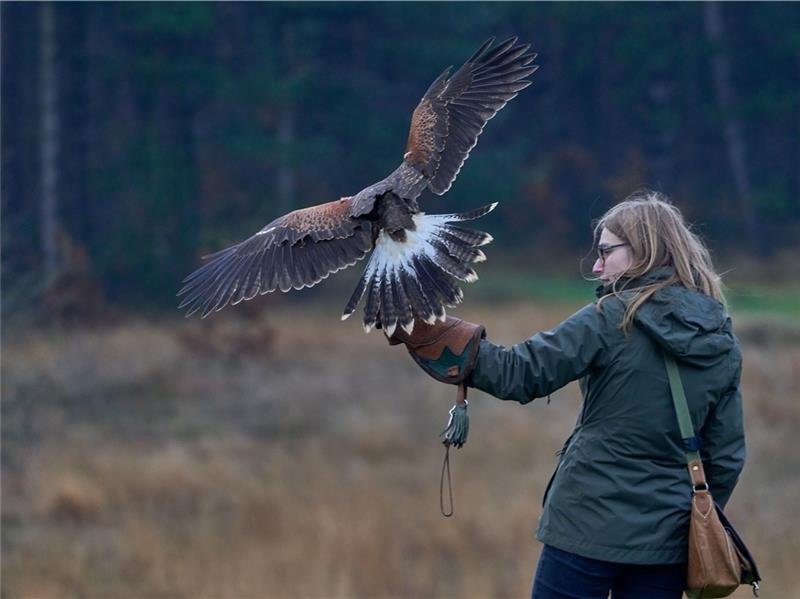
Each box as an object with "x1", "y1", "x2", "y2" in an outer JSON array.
[{"x1": 663, "y1": 352, "x2": 761, "y2": 598}]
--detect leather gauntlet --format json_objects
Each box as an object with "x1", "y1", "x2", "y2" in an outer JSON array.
[{"x1": 389, "y1": 317, "x2": 486, "y2": 384}]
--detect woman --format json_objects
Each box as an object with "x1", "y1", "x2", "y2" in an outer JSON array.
[{"x1": 392, "y1": 191, "x2": 745, "y2": 599}]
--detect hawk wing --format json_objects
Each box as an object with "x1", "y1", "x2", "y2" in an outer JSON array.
[
  {"x1": 178, "y1": 197, "x2": 373, "y2": 317},
  {"x1": 404, "y1": 37, "x2": 538, "y2": 195}
]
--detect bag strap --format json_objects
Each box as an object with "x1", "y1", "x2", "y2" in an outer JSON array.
[{"x1": 662, "y1": 351, "x2": 709, "y2": 491}]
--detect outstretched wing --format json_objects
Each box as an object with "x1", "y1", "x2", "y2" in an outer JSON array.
[
  {"x1": 178, "y1": 198, "x2": 373, "y2": 317},
  {"x1": 404, "y1": 37, "x2": 538, "y2": 195}
]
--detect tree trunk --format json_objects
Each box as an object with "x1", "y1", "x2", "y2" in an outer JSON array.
[
  {"x1": 277, "y1": 23, "x2": 297, "y2": 215},
  {"x1": 703, "y1": 3, "x2": 763, "y2": 252},
  {"x1": 277, "y1": 104, "x2": 296, "y2": 215},
  {"x1": 39, "y1": 2, "x2": 60, "y2": 285},
  {"x1": 81, "y1": 4, "x2": 103, "y2": 256},
  {"x1": 795, "y1": 48, "x2": 800, "y2": 206}
]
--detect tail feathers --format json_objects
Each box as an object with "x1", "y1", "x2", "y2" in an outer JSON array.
[
  {"x1": 342, "y1": 205, "x2": 495, "y2": 333},
  {"x1": 400, "y1": 268, "x2": 436, "y2": 325},
  {"x1": 436, "y1": 202, "x2": 498, "y2": 223},
  {"x1": 441, "y1": 224, "x2": 493, "y2": 247},
  {"x1": 413, "y1": 254, "x2": 463, "y2": 308},
  {"x1": 435, "y1": 229, "x2": 487, "y2": 263},
  {"x1": 361, "y1": 270, "x2": 382, "y2": 331},
  {"x1": 430, "y1": 239, "x2": 478, "y2": 282},
  {"x1": 392, "y1": 272, "x2": 415, "y2": 334},
  {"x1": 379, "y1": 275, "x2": 398, "y2": 335},
  {"x1": 341, "y1": 269, "x2": 368, "y2": 320}
]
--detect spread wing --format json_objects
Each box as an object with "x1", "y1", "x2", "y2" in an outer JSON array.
[
  {"x1": 404, "y1": 37, "x2": 538, "y2": 195},
  {"x1": 178, "y1": 197, "x2": 373, "y2": 317}
]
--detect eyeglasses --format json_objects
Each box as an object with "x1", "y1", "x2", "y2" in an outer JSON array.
[{"x1": 597, "y1": 243, "x2": 629, "y2": 262}]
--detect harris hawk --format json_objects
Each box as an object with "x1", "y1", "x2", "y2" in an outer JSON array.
[{"x1": 179, "y1": 37, "x2": 538, "y2": 336}]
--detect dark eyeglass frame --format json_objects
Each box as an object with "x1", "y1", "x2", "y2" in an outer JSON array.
[{"x1": 597, "y1": 242, "x2": 629, "y2": 262}]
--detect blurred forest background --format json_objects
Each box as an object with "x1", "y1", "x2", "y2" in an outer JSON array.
[
  {"x1": 2, "y1": 2, "x2": 800, "y2": 317},
  {"x1": 2, "y1": 3, "x2": 800, "y2": 598}
]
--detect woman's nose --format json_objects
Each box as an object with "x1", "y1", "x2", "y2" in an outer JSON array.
[{"x1": 592, "y1": 258, "x2": 603, "y2": 275}]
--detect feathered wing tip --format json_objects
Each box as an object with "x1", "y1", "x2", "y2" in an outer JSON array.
[
  {"x1": 179, "y1": 219, "x2": 372, "y2": 318},
  {"x1": 341, "y1": 204, "x2": 497, "y2": 334}
]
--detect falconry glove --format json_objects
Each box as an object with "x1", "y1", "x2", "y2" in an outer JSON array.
[
  {"x1": 389, "y1": 317, "x2": 485, "y2": 450},
  {"x1": 388, "y1": 317, "x2": 485, "y2": 385}
]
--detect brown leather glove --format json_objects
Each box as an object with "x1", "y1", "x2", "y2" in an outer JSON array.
[{"x1": 389, "y1": 317, "x2": 485, "y2": 385}]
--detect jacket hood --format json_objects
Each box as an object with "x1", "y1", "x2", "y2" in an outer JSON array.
[{"x1": 596, "y1": 267, "x2": 734, "y2": 364}]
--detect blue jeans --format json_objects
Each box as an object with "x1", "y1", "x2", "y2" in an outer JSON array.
[{"x1": 532, "y1": 545, "x2": 687, "y2": 599}]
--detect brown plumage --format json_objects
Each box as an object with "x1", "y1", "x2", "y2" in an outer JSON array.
[
  {"x1": 405, "y1": 37, "x2": 536, "y2": 194},
  {"x1": 179, "y1": 37, "x2": 538, "y2": 334}
]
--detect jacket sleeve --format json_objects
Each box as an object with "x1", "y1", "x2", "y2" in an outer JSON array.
[
  {"x1": 700, "y1": 356, "x2": 746, "y2": 509},
  {"x1": 468, "y1": 303, "x2": 612, "y2": 403}
]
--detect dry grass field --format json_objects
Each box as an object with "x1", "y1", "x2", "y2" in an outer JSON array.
[{"x1": 2, "y1": 297, "x2": 799, "y2": 598}]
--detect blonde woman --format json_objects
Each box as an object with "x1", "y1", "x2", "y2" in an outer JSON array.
[{"x1": 392, "y1": 191, "x2": 745, "y2": 598}]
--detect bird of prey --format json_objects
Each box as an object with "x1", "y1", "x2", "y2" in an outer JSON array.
[{"x1": 179, "y1": 37, "x2": 537, "y2": 335}]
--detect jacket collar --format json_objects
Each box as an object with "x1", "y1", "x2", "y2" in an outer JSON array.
[{"x1": 595, "y1": 266, "x2": 675, "y2": 299}]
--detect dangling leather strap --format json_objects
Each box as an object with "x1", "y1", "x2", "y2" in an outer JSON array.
[
  {"x1": 440, "y1": 444, "x2": 453, "y2": 517},
  {"x1": 663, "y1": 351, "x2": 708, "y2": 491},
  {"x1": 439, "y1": 383, "x2": 469, "y2": 517},
  {"x1": 456, "y1": 381, "x2": 467, "y2": 406}
]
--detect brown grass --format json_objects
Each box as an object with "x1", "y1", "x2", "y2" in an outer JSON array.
[{"x1": 2, "y1": 301, "x2": 799, "y2": 598}]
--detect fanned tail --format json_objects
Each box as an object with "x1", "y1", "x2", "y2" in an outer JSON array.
[{"x1": 342, "y1": 203, "x2": 497, "y2": 334}]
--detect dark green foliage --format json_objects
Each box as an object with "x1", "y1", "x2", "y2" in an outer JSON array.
[{"x1": 2, "y1": 3, "x2": 798, "y2": 310}]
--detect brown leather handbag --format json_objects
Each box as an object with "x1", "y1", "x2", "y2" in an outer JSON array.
[{"x1": 663, "y1": 353, "x2": 761, "y2": 598}]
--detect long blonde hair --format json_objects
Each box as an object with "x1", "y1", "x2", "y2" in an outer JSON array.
[{"x1": 595, "y1": 190, "x2": 725, "y2": 331}]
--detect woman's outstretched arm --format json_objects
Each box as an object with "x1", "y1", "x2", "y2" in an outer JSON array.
[{"x1": 469, "y1": 302, "x2": 617, "y2": 403}]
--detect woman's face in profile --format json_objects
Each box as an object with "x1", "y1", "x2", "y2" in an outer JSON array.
[{"x1": 593, "y1": 227, "x2": 633, "y2": 283}]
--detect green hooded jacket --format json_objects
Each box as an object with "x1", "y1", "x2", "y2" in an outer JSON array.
[{"x1": 468, "y1": 268, "x2": 745, "y2": 564}]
